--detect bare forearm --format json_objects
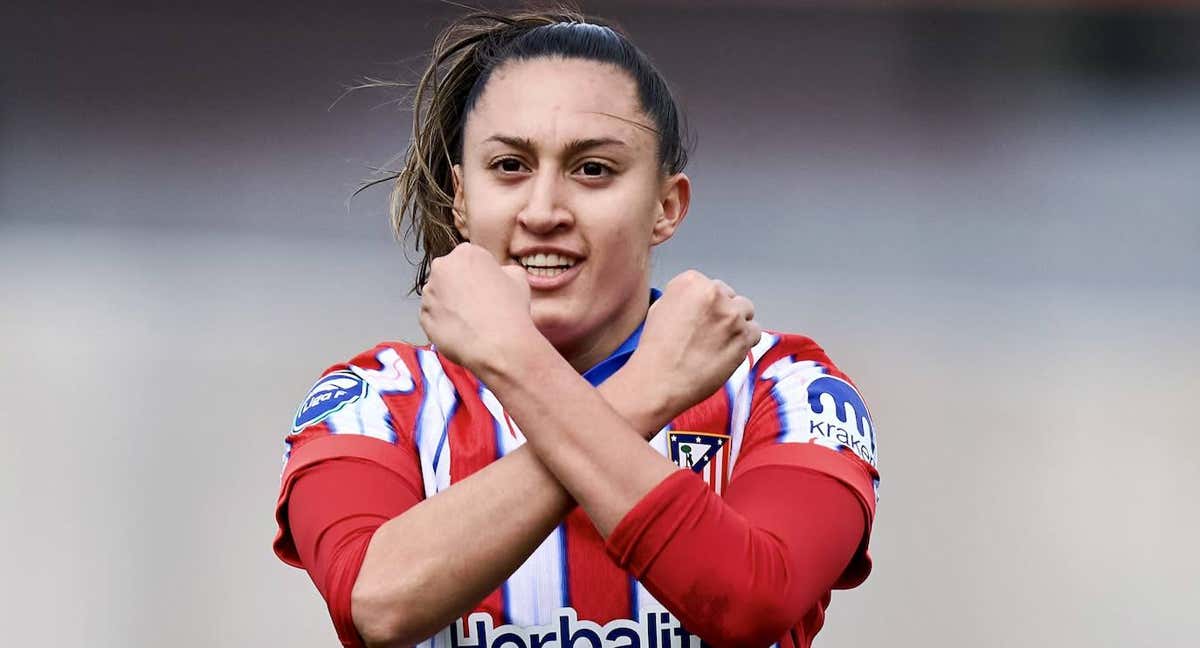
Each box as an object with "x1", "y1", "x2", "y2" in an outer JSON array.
[
  {"x1": 479, "y1": 336, "x2": 679, "y2": 538},
  {"x1": 352, "y1": 368, "x2": 668, "y2": 647},
  {"x1": 352, "y1": 442, "x2": 566, "y2": 646}
]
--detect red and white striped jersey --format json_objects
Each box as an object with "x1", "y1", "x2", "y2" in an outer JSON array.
[{"x1": 274, "y1": 327, "x2": 879, "y2": 648}]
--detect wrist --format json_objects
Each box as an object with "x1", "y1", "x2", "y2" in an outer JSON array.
[
  {"x1": 474, "y1": 322, "x2": 555, "y2": 386},
  {"x1": 604, "y1": 355, "x2": 675, "y2": 437}
]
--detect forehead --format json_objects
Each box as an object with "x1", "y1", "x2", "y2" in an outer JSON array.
[{"x1": 464, "y1": 57, "x2": 653, "y2": 151}]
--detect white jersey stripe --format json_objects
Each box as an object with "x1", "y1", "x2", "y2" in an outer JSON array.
[
  {"x1": 325, "y1": 379, "x2": 394, "y2": 443},
  {"x1": 632, "y1": 578, "x2": 662, "y2": 620},
  {"x1": 711, "y1": 444, "x2": 725, "y2": 496},
  {"x1": 504, "y1": 523, "x2": 567, "y2": 626},
  {"x1": 729, "y1": 333, "x2": 779, "y2": 472},
  {"x1": 416, "y1": 626, "x2": 451, "y2": 648},
  {"x1": 484, "y1": 384, "x2": 567, "y2": 626},
  {"x1": 416, "y1": 349, "x2": 457, "y2": 497},
  {"x1": 479, "y1": 384, "x2": 521, "y2": 624},
  {"x1": 352, "y1": 347, "x2": 417, "y2": 394},
  {"x1": 750, "y1": 331, "x2": 781, "y2": 369},
  {"x1": 648, "y1": 424, "x2": 670, "y2": 458},
  {"x1": 631, "y1": 423, "x2": 672, "y2": 615},
  {"x1": 479, "y1": 385, "x2": 525, "y2": 457},
  {"x1": 762, "y1": 357, "x2": 829, "y2": 445},
  {"x1": 725, "y1": 359, "x2": 753, "y2": 470}
]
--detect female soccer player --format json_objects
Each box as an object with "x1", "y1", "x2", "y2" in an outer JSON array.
[{"x1": 274, "y1": 8, "x2": 879, "y2": 648}]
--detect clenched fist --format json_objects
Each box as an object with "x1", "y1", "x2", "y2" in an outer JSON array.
[
  {"x1": 419, "y1": 243, "x2": 538, "y2": 372},
  {"x1": 626, "y1": 270, "x2": 761, "y2": 417}
]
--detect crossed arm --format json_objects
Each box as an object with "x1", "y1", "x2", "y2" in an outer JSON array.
[
  {"x1": 347, "y1": 361, "x2": 676, "y2": 646},
  {"x1": 291, "y1": 353, "x2": 865, "y2": 648},
  {"x1": 287, "y1": 258, "x2": 869, "y2": 648}
]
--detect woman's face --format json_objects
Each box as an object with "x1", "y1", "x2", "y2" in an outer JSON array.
[{"x1": 454, "y1": 56, "x2": 689, "y2": 371}]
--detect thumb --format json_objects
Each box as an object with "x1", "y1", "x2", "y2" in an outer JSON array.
[
  {"x1": 500, "y1": 263, "x2": 527, "y2": 285},
  {"x1": 500, "y1": 263, "x2": 531, "y2": 298}
]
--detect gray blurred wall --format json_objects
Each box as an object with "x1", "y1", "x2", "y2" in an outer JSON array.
[{"x1": 1, "y1": 2, "x2": 1197, "y2": 647}]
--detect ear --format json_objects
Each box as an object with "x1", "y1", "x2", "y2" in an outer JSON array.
[
  {"x1": 452, "y1": 164, "x2": 469, "y2": 239},
  {"x1": 650, "y1": 172, "x2": 690, "y2": 246}
]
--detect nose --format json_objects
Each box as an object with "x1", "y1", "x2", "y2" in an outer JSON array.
[{"x1": 517, "y1": 170, "x2": 573, "y2": 235}]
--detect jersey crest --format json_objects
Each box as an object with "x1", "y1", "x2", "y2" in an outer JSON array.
[{"x1": 668, "y1": 431, "x2": 731, "y2": 495}]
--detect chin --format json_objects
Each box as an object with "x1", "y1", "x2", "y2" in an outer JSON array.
[
  {"x1": 531, "y1": 310, "x2": 574, "y2": 344},
  {"x1": 530, "y1": 300, "x2": 585, "y2": 348}
]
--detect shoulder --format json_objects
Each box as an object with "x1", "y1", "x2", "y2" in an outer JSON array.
[
  {"x1": 279, "y1": 340, "x2": 481, "y2": 489},
  {"x1": 742, "y1": 329, "x2": 878, "y2": 470},
  {"x1": 274, "y1": 341, "x2": 436, "y2": 568},
  {"x1": 289, "y1": 341, "x2": 482, "y2": 445},
  {"x1": 290, "y1": 341, "x2": 422, "y2": 434},
  {"x1": 749, "y1": 331, "x2": 869, "y2": 417},
  {"x1": 291, "y1": 341, "x2": 488, "y2": 428},
  {"x1": 288, "y1": 341, "x2": 486, "y2": 445},
  {"x1": 750, "y1": 331, "x2": 852, "y2": 383},
  {"x1": 727, "y1": 331, "x2": 881, "y2": 590}
]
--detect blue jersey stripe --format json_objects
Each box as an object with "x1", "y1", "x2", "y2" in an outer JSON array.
[
  {"x1": 431, "y1": 394, "x2": 459, "y2": 474},
  {"x1": 768, "y1": 376, "x2": 789, "y2": 442},
  {"x1": 628, "y1": 574, "x2": 639, "y2": 616},
  {"x1": 559, "y1": 522, "x2": 570, "y2": 608},
  {"x1": 724, "y1": 379, "x2": 737, "y2": 437},
  {"x1": 501, "y1": 580, "x2": 512, "y2": 626},
  {"x1": 382, "y1": 410, "x2": 398, "y2": 445},
  {"x1": 412, "y1": 357, "x2": 429, "y2": 451}
]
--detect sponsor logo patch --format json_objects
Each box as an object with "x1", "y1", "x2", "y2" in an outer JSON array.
[
  {"x1": 292, "y1": 371, "x2": 367, "y2": 433},
  {"x1": 667, "y1": 431, "x2": 731, "y2": 495},
  {"x1": 806, "y1": 375, "x2": 876, "y2": 466},
  {"x1": 447, "y1": 607, "x2": 696, "y2": 648}
]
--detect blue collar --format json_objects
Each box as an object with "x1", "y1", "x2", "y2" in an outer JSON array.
[{"x1": 581, "y1": 288, "x2": 661, "y2": 387}]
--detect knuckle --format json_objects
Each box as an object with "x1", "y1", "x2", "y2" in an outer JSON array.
[{"x1": 704, "y1": 281, "x2": 721, "y2": 300}]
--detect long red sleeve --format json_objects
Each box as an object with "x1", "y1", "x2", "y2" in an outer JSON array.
[
  {"x1": 286, "y1": 448, "x2": 870, "y2": 648},
  {"x1": 606, "y1": 444, "x2": 869, "y2": 648},
  {"x1": 287, "y1": 458, "x2": 423, "y2": 648}
]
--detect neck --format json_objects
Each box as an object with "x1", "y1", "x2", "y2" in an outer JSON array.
[{"x1": 555, "y1": 292, "x2": 649, "y2": 375}]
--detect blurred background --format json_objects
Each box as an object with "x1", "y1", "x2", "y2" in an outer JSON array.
[{"x1": 2, "y1": 0, "x2": 1197, "y2": 646}]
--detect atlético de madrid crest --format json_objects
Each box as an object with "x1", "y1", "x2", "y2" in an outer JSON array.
[{"x1": 668, "y1": 431, "x2": 731, "y2": 495}]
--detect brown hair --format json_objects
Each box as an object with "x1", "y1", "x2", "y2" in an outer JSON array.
[{"x1": 368, "y1": 5, "x2": 690, "y2": 294}]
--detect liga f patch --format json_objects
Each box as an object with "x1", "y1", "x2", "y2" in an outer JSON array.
[
  {"x1": 668, "y1": 431, "x2": 731, "y2": 495},
  {"x1": 292, "y1": 371, "x2": 367, "y2": 433}
]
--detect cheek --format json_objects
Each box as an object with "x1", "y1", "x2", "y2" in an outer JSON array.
[
  {"x1": 587, "y1": 215, "x2": 654, "y2": 282},
  {"x1": 612, "y1": 192, "x2": 659, "y2": 266},
  {"x1": 589, "y1": 181, "x2": 658, "y2": 248},
  {"x1": 462, "y1": 185, "x2": 518, "y2": 252}
]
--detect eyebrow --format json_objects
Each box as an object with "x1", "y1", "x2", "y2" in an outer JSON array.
[{"x1": 482, "y1": 135, "x2": 630, "y2": 158}]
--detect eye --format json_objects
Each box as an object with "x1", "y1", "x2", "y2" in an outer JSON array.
[
  {"x1": 575, "y1": 161, "x2": 612, "y2": 178},
  {"x1": 490, "y1": 157, "x2": 529, "y2": 174}
]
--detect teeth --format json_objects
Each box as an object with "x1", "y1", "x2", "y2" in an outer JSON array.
[
  {"x1": 518, "y1": 252, "x2": 578, "y2": 268},
  {"x1": 525, "y1": 266, "x2": 569, "y2": 278}
]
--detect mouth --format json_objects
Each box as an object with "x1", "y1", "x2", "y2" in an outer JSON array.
[{"x1": 514, "y1": 252, "x2": 581, "y2": 279}]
